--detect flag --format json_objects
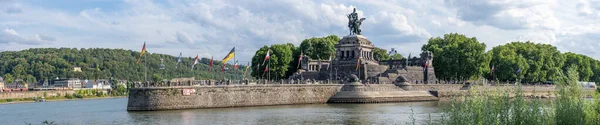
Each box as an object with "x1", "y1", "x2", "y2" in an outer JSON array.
[
  {"x1": 297, "y1": 51, "x2": 303, "y2": 69},
  {"x1": 191, "y1": 55, "x2": 199, "y2": 70},
  {"x1": 222, "y1": 65, "x2": 225, "y2": 72},
  {"x1": 222, "y1": 47, "x2": 235, "y2": 64},
  {"x1": 136, "y1": 42, "x2": 146, "y2": 64},
  {"x1": 263, "y1": 65, "x2": 269, "y2": 76},
  {"x1": 243, "y1": 62, "x2": 250, "y2": 78},
  {"x1": 356, "y1": 55, "x2": 361, "y2": 71},
  {"x1": 490, "y1": 64, "x2": 495, "y2": 76},
  {"x1": 208, "y1": 56, "x2": 213, "y2": 72},
  {"x1": 424, "y1": 60, "x2": 429, "y2": 70},
  {"x1": 327, "y1": 52, "x2": 332, "y2": 70},
  {"x1": 175, "y1": 52, "x2": 182, "y2": 69},
  {"x1": 262, "y1": 49, "x2": 270, "y2": 66},
  {"x1": 233, "y1": 60, "x2": 239, "y2": 69}
]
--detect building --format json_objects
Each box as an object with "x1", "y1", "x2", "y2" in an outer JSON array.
[
  {"x1": 73, "y1": 67, "x2": 82, "y2": 72},
  {"x1": 53, "y1": 78, "x2": 82, "y2": 89},
  {"x1": 86, "y1": 79, "x2": 111, "y2": 89},
  {"x1": 34, "y1": 80, "x2": 52, "y2": 88},
  {"x1": 4, "y1": 79, "x2": 28, "y2": 91}
]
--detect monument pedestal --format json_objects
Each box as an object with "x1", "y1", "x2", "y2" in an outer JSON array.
[{"x1": 327, "y1": 75, "x2": 438, "y2": 103}]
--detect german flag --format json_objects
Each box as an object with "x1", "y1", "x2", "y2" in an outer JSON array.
[
  {"x1": 221, "y1": 47, "x2": 235, "y2": 64},
  {"x1": 356, "y1": 55, "x2": 361, "y2": 71},
  {"x1": 136, "y1": 42, "x2": 146, "y2": 64}
]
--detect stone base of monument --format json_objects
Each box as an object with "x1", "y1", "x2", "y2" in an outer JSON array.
[{"x1": 327, "y1": 81, "x2": 439, "y2": 103}]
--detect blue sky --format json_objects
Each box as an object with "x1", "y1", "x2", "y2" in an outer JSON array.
[{"x1": 1, "y1": 0, "x2": 600, "y2": 63}]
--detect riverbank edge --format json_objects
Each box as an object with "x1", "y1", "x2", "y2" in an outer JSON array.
[{"x1": 0, "y1": 96, "x2": 126, "y2": 105}]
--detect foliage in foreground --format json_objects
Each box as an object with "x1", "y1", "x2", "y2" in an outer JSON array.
[{"x1": 438, "y1": 67, "x2": 600, "y2": 125}]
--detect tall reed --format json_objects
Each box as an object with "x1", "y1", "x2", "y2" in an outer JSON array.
[{"x1": 437, "y1": 66, "x2": 599, "y2": 125}]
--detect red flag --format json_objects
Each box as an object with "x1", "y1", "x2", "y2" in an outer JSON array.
[
  {"x1": 208, "y1": 56, "x2": 213, "y2": 72},
  {"x1": 233, "y1": 61, "x2": 239, "y2": 69},
  {"x1": 222, "y1": 65, "x2": 225, "y2": 72},
  {"x1": 263, "y1": 65, "x2": 269, "y2": 76},
  {"x1": 262, "y1": 49, "x2": 270, "y2": 66},
  {"x1": 191, "y1": 55, "x2": 199, "y2": 70},
  {"x1": 423, "y1": 60, "x2": 428, "y2": 70}
]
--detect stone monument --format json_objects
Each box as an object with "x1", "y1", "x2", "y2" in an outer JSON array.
[{"x1": 331, "y1": 8, "x2": 388, "y2": 81}]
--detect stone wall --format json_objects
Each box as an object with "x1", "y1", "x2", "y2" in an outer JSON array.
[
  {"x1": 400, "y1": 84, "x2": 465, "y2": 91},
  {"x1": 127, "y1": 84, "x2": 343, "y2": 111},
  {"x1": 0, "y1": 90, "x2": 75, "y2": 99}
]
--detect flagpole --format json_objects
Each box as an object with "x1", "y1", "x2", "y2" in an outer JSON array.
[
  {"x1": 144, "y1": 50, "x2": 147, "y2": 84},
  {"x1": 268, "y1": 56, "x2": 271, "y2": 83},
  {"x1": 233, "y1": 46, "x2": 236, "y2": 83}
]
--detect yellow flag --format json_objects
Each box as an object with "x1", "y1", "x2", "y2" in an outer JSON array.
[
  {"x1": 221, "y1": 47, "x2": 235, "y2": 64},
  {"x1": 355, "y1": 56, "x2": 361, "y2": 71},
  {"x1": 136, "y1": 42, "x2": 146, "y2": 64}
]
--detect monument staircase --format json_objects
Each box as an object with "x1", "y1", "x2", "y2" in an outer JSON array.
[{"x1": 374, "y1": 66, "x2": 436, "y2": 85}]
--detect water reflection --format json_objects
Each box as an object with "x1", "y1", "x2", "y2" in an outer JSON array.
[{"x1": 1, "y1": 98, "x2": 449, "y2": 125}]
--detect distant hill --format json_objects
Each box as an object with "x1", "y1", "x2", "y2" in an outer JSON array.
[{"x1": 0, "y1": 48, "x2": 249, "y2": 83}]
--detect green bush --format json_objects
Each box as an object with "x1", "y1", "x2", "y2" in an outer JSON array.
[
  {"x1": 6, "y1": 99, "x2": 13, "y2": 102},
  {"x1": 437, "y1": 66, "x2": 600, "y2": 125},
  {"x1": 64, "y1": 94, "x2": 73, "y2": 99}
]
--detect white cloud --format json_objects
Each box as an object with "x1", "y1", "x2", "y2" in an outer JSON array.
[
  {"x1": 0, "y1": 28, "x2": 49, "y2": 45},
  {"x1": 175, "y1": 32, "x2": 193, "y2": 44},
  {"x1": 36, "y1": 34, "x2": 55, "y2": 41},
  {"x1": 4, "y1": 5, "x2": 22, "y2": 14},
  {"x1": 447, "y1": 0, "x2": 560, "y2": 30},
  {"x1": 0, "y1": 0, "x2": 598, "y2": 61}
]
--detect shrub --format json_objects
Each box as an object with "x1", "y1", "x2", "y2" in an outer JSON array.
[
  {"x1": 437, "y1": 66, "x2": 599, "y2": 125},
  {"x1": 71, "y1": 93, "x2": 83, "y2": 99},
  {"x1": 6, "y1": 99, "x2": 13, "y2": 102},
  {"x1": 64, "y1": 94, "x2": 73, "y2": 99}
]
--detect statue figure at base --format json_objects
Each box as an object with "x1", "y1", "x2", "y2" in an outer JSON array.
[{"x1": 347, "y1": 8, "x2": 366, "y2": 35}]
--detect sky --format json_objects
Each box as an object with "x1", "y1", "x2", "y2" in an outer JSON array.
[{"x1": 1, "y1": 0, "x2": 600, "y2": 63}]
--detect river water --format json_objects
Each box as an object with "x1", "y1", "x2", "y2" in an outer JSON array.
[{"x1": 0, "y1": 98, "x2": 448, "y2": 125}]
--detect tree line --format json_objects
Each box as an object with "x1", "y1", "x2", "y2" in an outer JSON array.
[
  {"x1": 0, "y1": 48, "x2": 248, "y2": 84},
  {"x1": 422, "y1": 33, "x2": 600, "y2": 84}
]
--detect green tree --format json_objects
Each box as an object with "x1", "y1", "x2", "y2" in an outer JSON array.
[
  {"x1": 113, "y1": 84, "x2": 127, "y2": 96},
  {"x1": 151, "y1": 74, "x2": 162, "y2": 83},
  {"x1": 298, "y1": 35, "x2": 339, "y2": 60},
  {"x1": 373, "y1": 47, "x2": 390, "y2": 61},
  {"x1": 563, "y1": 52, "x2": 594, "y2": 81},
  {"x1": 489, "y1": 42, "x2": 564, "y2": 83},
  {"x1": 3, "y1": 73, "x2": 14, "y2": 84},
  {"x1": 390, "y1": 54, "x2": 403, "y2": 60},
  {"x1": 421, "y1": 33, "x2": 488, "y2": 81},
  {"x1": 0, "y1": 48, "x2": 247, "y2": 82},
  {"x1": 250, "y1": 43, "x2": 294, "y2": 80},
  {"x1": 25, "y1": 75, "x2": 36, "y2": 84}
]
